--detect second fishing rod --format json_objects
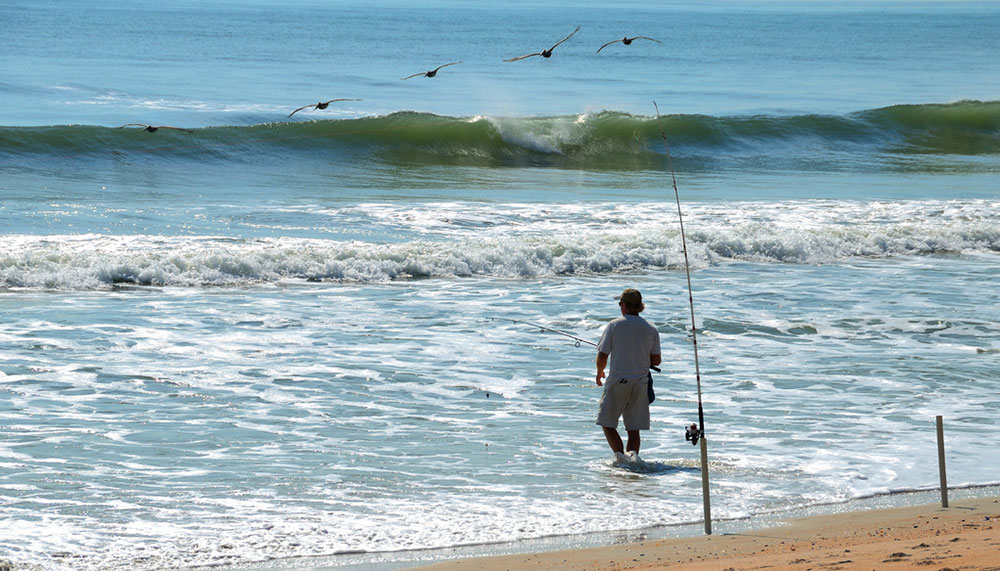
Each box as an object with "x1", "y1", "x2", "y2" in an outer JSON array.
[{"x1": 493, "y1": 317, "x2": 660, "y2": 373}]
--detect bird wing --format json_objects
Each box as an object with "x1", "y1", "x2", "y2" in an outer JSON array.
[
  {"x1": 119, "y1": 123, "x2": 149, "y2": 128},
  {"x1": 596, "y1": 39, "x2": 622, "y2": 53},
  {"x1": 320, "y1": 98, "x2": 362, "y2": 104},
  {"x1": 433, "y1": 61, "x2": 462, "y2": 72},
  {"x1": 160, "y1": 126, "x2": 193, "y2": 133},
  {"x1": 504, "y1": 52, "x2": 541, "y2": 62},
  {"x1": 288, "y1": 104, "x2": 314, "y2": 117},
  {"x1": 633, "y1": 36, "x2": 661, "y2": 43},
  {"x1": 548, "y1": 26, "x2": 581, "y2": 51},
  {"x1": 401, "y1": 71, "x2": 426, "y2": 80}
]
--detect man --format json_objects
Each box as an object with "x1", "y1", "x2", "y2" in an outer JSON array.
[{"x1": 595, "y1": 288, "x2": 661, "y2": 461}]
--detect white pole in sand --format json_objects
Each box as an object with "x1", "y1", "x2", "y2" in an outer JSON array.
[
  {"x1": 700, "y1": 436, "x2": 712, "y2": 534},
  {"x1": 936, "y1": 415, "x2": 948, "y2": 508}
]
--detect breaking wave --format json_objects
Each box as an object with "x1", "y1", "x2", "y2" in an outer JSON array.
[
  {"x1": 3, "y1": 101, "x2": 999, "y2": 171},
  {"x1": 4, "y1": 201, "x2": 997, "y2": 290}
]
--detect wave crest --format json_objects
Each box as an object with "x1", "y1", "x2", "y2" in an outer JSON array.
[{"x1": 3, "y1": 101, "x2": 998, "y2": 170}]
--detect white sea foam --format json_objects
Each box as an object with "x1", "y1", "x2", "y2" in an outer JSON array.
[{"x1": 2, "y1": 200, "x2": 997, "y2": 290}]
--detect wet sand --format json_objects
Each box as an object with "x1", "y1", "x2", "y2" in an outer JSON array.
[{"x1": 413, "y1": 495, "x2": 999, "y2": 570}]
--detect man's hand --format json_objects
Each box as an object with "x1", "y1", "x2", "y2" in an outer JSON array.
[{"x1": 596, "y1": 351, "x2": 609, "y2": 387}]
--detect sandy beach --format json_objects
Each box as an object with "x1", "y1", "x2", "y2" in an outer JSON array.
[{"x1": 414, "y1": 495, "x2": 999, "y2": 571}]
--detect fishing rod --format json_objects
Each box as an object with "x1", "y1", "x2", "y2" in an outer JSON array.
[
  {"x1": 653, "y1": 101, "x2": 705, "y2": 441},
  {"x1": 494, "y1": 317, "x2": 661, "y2": 372},
  {"x1": 654, "y1": 100, "x2": 712, "y2": 535},
  {"x1": 494, "y1": 317, "x2": 597, "y2": 348}
]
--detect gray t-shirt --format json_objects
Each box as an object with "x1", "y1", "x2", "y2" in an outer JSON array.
[{"x1": 597, "y1": 314, "x2": 661, "y2": 381}]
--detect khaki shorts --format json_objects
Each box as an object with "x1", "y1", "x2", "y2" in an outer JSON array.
[{"x1": 596, "y1": 376, "x2": 650, "y2": 431}]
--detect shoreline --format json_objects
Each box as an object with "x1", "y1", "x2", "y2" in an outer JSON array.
[
  {"x1": 410, "y1": 493, "x2": 1000, "y2": 570},
  {"x1": 207, "y1": 486, "x2": 1000, "y2": 570}
]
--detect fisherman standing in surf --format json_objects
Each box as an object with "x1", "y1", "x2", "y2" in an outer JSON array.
[{"x1": 595, "y1": 288, "x2": 661, "y2": 461}]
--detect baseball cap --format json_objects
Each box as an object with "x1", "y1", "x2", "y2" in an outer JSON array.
[{"x1": 614, "y1": 288, "x2": 643, "y2": 306}]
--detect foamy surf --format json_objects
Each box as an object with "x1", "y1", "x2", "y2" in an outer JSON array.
[
  {"x1": 3, "y1": 200, "x2": 997, "y2": 290},
  {"x1": 610, "y1": 454, "x2": 698, "y2": 475}
]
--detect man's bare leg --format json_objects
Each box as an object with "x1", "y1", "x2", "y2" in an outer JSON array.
[
  {"x1": 626, "y1": 430, "x2": 640, "y2": 455},
  {"x1": 602, "y1": 426, "x2": 624, "y2": 454}
]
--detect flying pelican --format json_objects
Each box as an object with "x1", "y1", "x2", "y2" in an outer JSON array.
[
  {"x1": 504, "y1": 26, "x2": 580, "y2": 62},
  {"x1": 596, "y1": 35, "x2": 662, "y2": 53},
  {"x1": 288, "y1": 98, "x2": 362, "y2": 118},
  {"x1": 401, "y1": 61, "x2": 462, "y2": 80},
  {"x1": 118, "y1": 124, "x2": 192, "y2": 133}
]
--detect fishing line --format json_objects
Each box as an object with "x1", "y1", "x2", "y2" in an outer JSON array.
[{"x1": 654, "y1": 100, "x2": 712, "y2": 534}]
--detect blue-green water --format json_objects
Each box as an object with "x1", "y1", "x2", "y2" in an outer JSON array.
[{"x1": 2, "y1": 1, "x2": 999, "y2": 569}]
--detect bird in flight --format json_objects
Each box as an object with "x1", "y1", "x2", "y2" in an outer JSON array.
[
  {"x1": 288, "y1": 98, "x2": 362, "y2": 118},
  {"x1": 504, "y1": 26, "x2": 580, "y2": 62},
  {"x1": 401, "y1": 61, "x2": 462, "y2": 80},
  {"x1": 119, "y1": 124, "x2": 192, "y2": 133},
  {"x1": 596, "y1": 36, "x2": 662, "y2": 53}
]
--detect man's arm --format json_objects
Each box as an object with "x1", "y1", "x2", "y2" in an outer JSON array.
[
  {"x1": 650, "y1": 353, "x2": 661, "y2": 368},
  {"x1": 596, "y1": 352, "x2": 608, "y2": 386}
]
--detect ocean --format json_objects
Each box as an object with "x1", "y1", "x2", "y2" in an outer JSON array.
[{"x1": 2, "y1": 0, "x2": 999, "y2": 569}]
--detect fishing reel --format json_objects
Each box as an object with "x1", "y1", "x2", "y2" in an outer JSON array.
[{"x1": 684, "y1": 423, "x2": 702, "y2": 446}]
